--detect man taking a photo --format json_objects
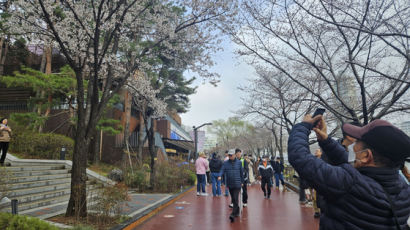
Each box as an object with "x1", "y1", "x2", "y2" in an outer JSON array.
[{"x1": 288, "y1": 115, "x2": 410, "y2": 229}]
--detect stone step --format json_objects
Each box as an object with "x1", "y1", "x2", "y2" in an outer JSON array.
[
  {"x1": 13, "y1": 188, "x2": 71, "y2": 204},
  {"x1": 5, "y1": 165, "x2": 66, "y2": 172},
  {"x1": 20, "y1": 192, "x2": 102, "y2": 219},
  {"x1": 10, "y1": 178, "x2": 72, "y2": 190},
  {"x1": 8, "y1": 173, "x2": 71, "y2": 184},
  {"x1": 11, "y1": 169, "x2": 70, "y2": 178},
  {"x1": 9, "y1": 182, "x2": 71, "y2": 197},
  {"x1": 1, "y1": 186, "x2": 101, "y2": 213}
]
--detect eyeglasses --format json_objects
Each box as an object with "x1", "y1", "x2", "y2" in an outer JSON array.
[{"x1": 354, "y1": 149, "x2": 369, "y2": 155}]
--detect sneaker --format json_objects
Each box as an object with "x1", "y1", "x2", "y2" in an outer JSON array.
[
  {"x1": 229, "y1": 215, "x2": 234, "y2": 223},
  {"x1": 264, "y1": 195, "x2": 267, "y2": 199},
  {"x1": 229, "y1": 203, "x2": 233, "y2": 208},
  {"x1": 197, "y1": 192, "x2": 200, "y2": 196},
  {"x1": 200, "y1": 193, "x2": 208, "y2": 196},
  {"x1": 243, "y1": 203, "x2": 247, "y2": 207},
  {"x1": 299, "y1": 200, "x2": 308, "y2": 204}
]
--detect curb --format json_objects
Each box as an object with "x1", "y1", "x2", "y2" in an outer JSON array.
[
  {"x1": 111, "y1": 186, "x2": 195, "y2": 230},
  {"x1": 284, "y1": 181, "x2": 299, "y2": 193}
]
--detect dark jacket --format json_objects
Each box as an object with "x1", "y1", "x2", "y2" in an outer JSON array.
[
  {"x1": 209, "y1": 158, "x2": 223, "y2": 173},
  {"x1": 288, "y1": 122, "x2": 410, "y2": 230},
  {"x1": 219, "y1": 159, "x2": 244, "y2": 189},
  {"x1": 272, "y1": 161, "x2": 284, "y2": 174},
  {"x1": 258, "y1": 162, "x2": 274, "y2": 178},
  {"x1": 240, "y1": 158, "x2": 250, "y2": 182}
]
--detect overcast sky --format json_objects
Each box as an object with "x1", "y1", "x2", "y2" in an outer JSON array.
[{"x1": 180, "y1": 39, "x2": 255, "y2": 129}]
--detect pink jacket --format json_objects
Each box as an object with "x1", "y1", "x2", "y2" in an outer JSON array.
[{"x1": 195, "y1": 157, "x2": 209, "y2": 175}]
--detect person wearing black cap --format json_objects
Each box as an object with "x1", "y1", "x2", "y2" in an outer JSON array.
[
  {"x1": 258, "y1": 155, "x2": 274, "y2": 198},
  {"x1": 288, "y1": 115, "x2": 410, "y2": 230},
  {"x1": 272, "y1": 156, "x2": 286, "y2": 191}
]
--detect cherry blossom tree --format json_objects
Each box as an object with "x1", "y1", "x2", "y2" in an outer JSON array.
[
  {"x1": 224, "y1": 0, "x2": 410, "y2": 126},
  {"x1": 6, "y1": 0, "x2": 234, "y2": 217}
]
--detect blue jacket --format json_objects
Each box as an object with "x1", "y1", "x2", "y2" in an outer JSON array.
[
  {"x1": 288, "y1": 122, "x2": 410, "y2": 230},
  {"x1": 219, "y1": 159, "x2": 244, "y2": 189}
]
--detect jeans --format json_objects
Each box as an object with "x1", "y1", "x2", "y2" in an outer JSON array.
[
  {"x1": 211, "y1": 172, "x2": 221, "y2": 196},
  {"x1": 274, "y1": 173, "x2": 285, "y2": 187},
  {"x1": 196, "y1": 174, "x2": 206, "y2": 193},
  {"x1": 229, "y1": 187, "x2": 241, "y2": 217}
]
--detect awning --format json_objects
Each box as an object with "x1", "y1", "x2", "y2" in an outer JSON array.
[{"x1": 162, "y1": 138, "x2": 195, "y2": 153}]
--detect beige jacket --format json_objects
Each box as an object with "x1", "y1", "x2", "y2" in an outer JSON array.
[{"x1": 0, "y1": 126, "x2": 11, "y2": 142}]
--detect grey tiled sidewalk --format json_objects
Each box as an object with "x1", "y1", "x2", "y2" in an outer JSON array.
[{"x1": 22, "y1": 192, "x2": 171, "y2": 220}]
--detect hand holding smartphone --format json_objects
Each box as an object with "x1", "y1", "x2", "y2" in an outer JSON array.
[{"x1": 312, "y1": 108, "x2": 325, "y2": 126}]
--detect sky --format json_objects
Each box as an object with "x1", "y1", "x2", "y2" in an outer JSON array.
[{"x1": 180, "y1": 39, "x2": 255, "y2": 129}]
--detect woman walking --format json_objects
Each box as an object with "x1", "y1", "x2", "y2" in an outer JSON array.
[
  {"x1": 0, "y1": 118, "x2": 12, "y2": 166},
  {"x1": 195, "y1": 152, "x2": 209, "y2": 196}
]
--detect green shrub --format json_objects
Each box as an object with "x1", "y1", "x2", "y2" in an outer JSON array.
[
  {"x1": 0, "y1": 212, "x2": 59, "y2": 230},
  {"x1": 123, "y1": 161, "x2": 196, "y2": 193},
  {"x1": 124, "y1": 169, "x2": 148, "y2": 190},
  {"x1": 154, "y1": 162, "x2": 196, "y2": 193},
  {"x1": 10, "y1": 132, "x2": 74, "y2": 160}
]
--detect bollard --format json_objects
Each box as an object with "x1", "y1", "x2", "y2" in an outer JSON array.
[
  {"x1": 60, "y1": 146, "x2": 66, "y2": 160},
  {"x1": 11, "y1": 199, "x2": 18, "y2": 215}
]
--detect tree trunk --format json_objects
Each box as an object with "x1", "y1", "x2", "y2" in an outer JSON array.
[
  {"x1": 137, "y1": 112, "x2": 144, "y2": 160},
  {"x1": 123, "y1": 90, "x2": 132, "y2": 164},
  {"x1": 146, "y1": 117, "x2": 157, "y2": 189},
  {"x1": 0, "y1": 37, "x2": 8, "y2": 76},
  {"x1": 66, "y1": 129, "x2": 89, "y2": 218},
  {"x1": 38, "y1": 44, "x2": 53, "y2": 133}
]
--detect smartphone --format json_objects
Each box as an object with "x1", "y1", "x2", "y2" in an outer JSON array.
[
  {"x1": 312, "y1": 108, "x2": 325, "y2": 118},
  {"x1": 312, "y1": 108, "x2": 325, "y2": 126}
]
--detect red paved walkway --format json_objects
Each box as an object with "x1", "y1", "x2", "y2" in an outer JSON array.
[{"x1": 133, "y1": 184, "x2": 319, "y2": 230}]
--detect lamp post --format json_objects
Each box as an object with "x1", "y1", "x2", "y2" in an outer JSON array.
[{"x1": 193, "y1": 122, "x2": 212, "y2": 160}]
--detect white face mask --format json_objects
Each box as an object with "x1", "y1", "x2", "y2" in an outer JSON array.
[{"x1": 347, "y1": 145, "x2": 356, "y2": 164}]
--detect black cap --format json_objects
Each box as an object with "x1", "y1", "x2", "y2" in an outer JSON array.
[{"x1": 343, "y1": 119, "x2": 410, "y2": 163}]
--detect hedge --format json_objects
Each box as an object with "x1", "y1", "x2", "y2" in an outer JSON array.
[
  {"x1": 0, "y1": 212, "x2": 59, "y2": 230},
  {"x1": 10, "y1": 132, "x2": 74, "y2": 160}
]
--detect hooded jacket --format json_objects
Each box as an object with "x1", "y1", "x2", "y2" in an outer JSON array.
[{"x1": 288, "y1": 122, "x2": 410, "y2": 230}]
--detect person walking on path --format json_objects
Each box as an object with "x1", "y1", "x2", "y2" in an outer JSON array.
[
  {"x1": 236, "y1": 149, "x2": 249, "y2": 207},
  {"x1": 0, "y1": 118, "x2": 12, "y2": 167},
  {"x1": 288, "y1": 115, "x2": 410, "y2": 229},
  {"x1": 195, "y1": 152, "x2": 209, "y2": 196},
  {"x1": 272, "y1": 156, "x2": 286, "y2": 191},
  {"x1": 218, "y1": 150, "x2": 244, "y2": 223},
  {"x1": 247, "y1": 155, "x2": 255, "y2": 184},
  {"x1": 258, "y1": 155, "x2": 274, "y2": 199},
  {"x1": 223, "y1": 150, "x2": 229, "y2": 196},
  {"x1": 209, "y1": 152, "x2": 223, "y2": 197}
]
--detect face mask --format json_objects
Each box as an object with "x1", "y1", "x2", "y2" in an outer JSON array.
[{"x1": 347, "y1": 145, "x2": 356, "y2": 164}]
